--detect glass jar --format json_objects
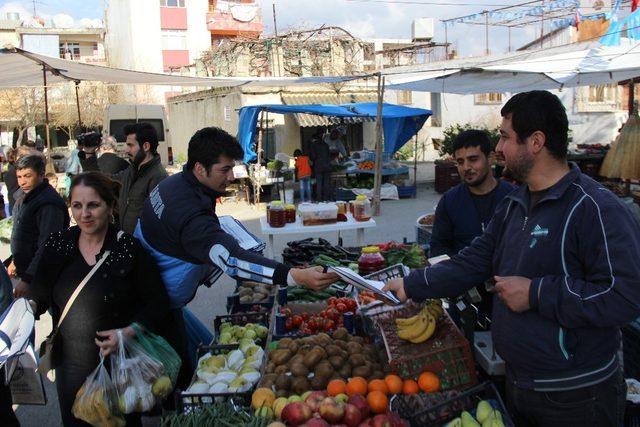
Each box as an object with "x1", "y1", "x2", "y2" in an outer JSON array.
[
  {"x1": 285, "y1": 204, "x2": 296, "y2": 223},
  {"x1": 353, "y1": 195, "x2": 372, "y2": 222},
  {"x1": 336, "y1": 201, "x2": 347, "y2": 222},
  {"x1": 268, "y1": 201, "x2": 286, "y2": 228},
  {"x1": 358, "y1": 246, "x2": 385, "y2": 275}
]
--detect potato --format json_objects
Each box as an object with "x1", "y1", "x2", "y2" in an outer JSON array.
[{"x1": 277, "y1": 338, "x2": 293, "y2": 350}]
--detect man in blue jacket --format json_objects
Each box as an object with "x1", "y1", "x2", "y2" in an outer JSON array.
[
  {"x1": 384, "y1": 90, "x2": 640, "y2": 426},
  {"x1": 135, "y1": 127, "x2": 337, "y2": 383}
]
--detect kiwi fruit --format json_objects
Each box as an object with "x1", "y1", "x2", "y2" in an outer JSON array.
[
  {"x1": 352, "y1": 365, "x2": 371, "y2": 378},
  {"x1": 302, "y1": 347, "x2": 324, "y2": 369},
  {"x1": 290, "y1": 362, "x2": 309, "y2": 377},
  {"x1": 288, "y1": 341, "x2": 299, "y2": 354},
  {"x1": 291, "y1": 377, "x2": 311, "y2": 395},
  {"x1": 289, "y1": 354, "x2": 305, "y2": 366},
  {"x1": 274, "y1": 374, "x2": 291, "y2": 391},
  {"x1": 334, "y1": 340, "x2": 348, "y2": 350},
  {"x1": 271, "y1": 349, "x2": 292, "y2": 365},
  {"x1": 338, "y1": 364, "x2": 352, "y2": 378},
  {"x1": 332, "y1": 327, "x2": 349, "y2": 341},
  {"x1": 277, "y1": 338, "x2": 293, "y2": 349},
  {"x1": 310, "y1": 375, "x2": 328, "y2": 390},
  {"x1": 346, "y1": 342, "x2": 363, "y2": 355},
  {"x1": 314, "y1": 361, "x2": 333, "y2": 379},
  {"x1": 348, "y1": 354, "x2": 366, "y2": 367},
  {"x1": 326, "y1": 345, "x2": 342, "y2": 357},
  {"x1": 265, "y1": 362, "x2": 276, "y2": 373},
  {"x1": 328, "y1": 355, "x2": 344, "y2": 369},
  {"x1": 350, "y1": 336, "x2": 365, "y2": 345},
  {"x1": 370, "y1": 370, "x2": 385, "y2": 380},
  {"x1": 276, "y1": 389, "x2": 288, "y2": 398}
]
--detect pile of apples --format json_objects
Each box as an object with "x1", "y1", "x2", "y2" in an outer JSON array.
[{"x1": 254, "y1": 389, "x2": 409, "y2": 427}]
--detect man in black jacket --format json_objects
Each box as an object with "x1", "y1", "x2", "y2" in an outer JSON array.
[
  {"x1": 11, "y1": 155, "x2": 69, "y2": 297},
  {"x1": 97, "y1": 136, "x2": 129, "y2": 175},
  {"x1": 114, "y1": 123, "x2": 168, "y2": 234}
]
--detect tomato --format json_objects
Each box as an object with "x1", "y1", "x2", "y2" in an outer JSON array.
[
  {"x1": 292, "y1": 315, "x2": 303, "y2": 328},
  {"x1": 345, "y1": 299, "x2": 357, "y2": 311},
  {"x1": 285, "y1": 318, "x2": 293, "y2": 331},
  {"x1": 279, "y1": 308, "x2": 292, "y2": 317},
  {"x1": 308, "y1": 318, "x2": 317, "y2": 331},
  {"x1": 325, "y1": 319, "x2": 336, "y2": 331},
  {"x1": 301, "y1": 312, "x2": 309, "y2": 321},
  {"x1": 328, "y1": 297, "x2": 337, "y2": 306},
  {"x1": 336, "y1": 302, "x2": 348, "y2": 313}
]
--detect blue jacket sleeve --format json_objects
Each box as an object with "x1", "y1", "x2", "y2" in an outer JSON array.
[
  {"x1": 529, "y1": 195, "x2": 640, "y2": 328},
  {"x1": 404, "y1": 203, "x2": 504, "y2": 301},
  {"x1": 180, "y1": 214, "x2": 290, "y2": 286},
  {"x1": 429, "y1": 196, "x2": 455, "y2": 258}
]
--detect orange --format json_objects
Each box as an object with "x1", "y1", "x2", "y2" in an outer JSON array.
[
  {"x1": 327, "y1": 379, "x2": 347, "y2": 397},
  {"x1": 384, "y1": 375, "x2": 403, "y2": 395},
  {"x1": 345, "y1": 377, "x2": 368, "y2": 396},
  {"x1": 418, "y1": 371, "x2": 440, "y2": 393},
  {"x1": 368, "y1": 379, "x2": 388, "y2": 395},
  {"x1": 367, "y1": 390, "x2": 389, "y2": 414},
  {"x1": 402, "y1": 379, "x2": 419, "y2": 395}
]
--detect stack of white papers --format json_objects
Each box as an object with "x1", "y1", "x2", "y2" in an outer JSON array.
[
  {"x1": 219, "y1": 216, "x2": 266, "y2": 252},
  {"x1": 328, "y1": 266, "x2": 401, "y2": 304}
]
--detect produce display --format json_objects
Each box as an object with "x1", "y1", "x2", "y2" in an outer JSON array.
[
  {"x1": 259, "y1": 328, "x2": 386, "y2": 397},
  {"x1": 395, "y1": 301, "x2": 443, "y2": 344},
  {"x1": 217, "y1": 322, "x2": 269, "y2": 345},
  {"x1": 379, "y1": 243, "x2": 427, "y2": 269},
  {"x1": 161, "y1": 401, "x2": 273, "y2": 427},
  {"x1": 418, "y1": 214, "x2": 435, "y2": 226},
  {"x1": 282, "y1": 238, "x2": 359, "y2": 269},
  {"x1": 446, "y1": 401, "x2": 505, "y2": 427},
  {"x1": 286, "y1": 286, "x2": 340, "y2": 303},
  {"x1": 187, "y1": 341, "x2": 265, "y2": 395},
  {"x1": 278, "y1": 298, "x2": 357, "y2": 335},
  {"x1": 357, "y1": 161, "x2": 375, "y2": 170},
  {"x1": 237, "y1": 281, "x2": 276, "y2": 304}
]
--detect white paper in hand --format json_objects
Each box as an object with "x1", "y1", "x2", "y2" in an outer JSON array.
[{"x1": 328, "y1": 266, "x2": 401, "y2": 304}]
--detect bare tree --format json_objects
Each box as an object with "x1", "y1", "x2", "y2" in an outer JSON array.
[
  {"x1": 0, "y1": 87, "x2": 45, "y2": 146},
  {"x1": 51, "y1": 82, "x2": 110, "y2": 138}
]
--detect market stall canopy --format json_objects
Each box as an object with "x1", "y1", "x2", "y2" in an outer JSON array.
[
  {"x1": 382, "y1": 38, "x2": 640, "y2": 94},
  {"x1": 0, "y1": 47, "x2": 368, "y2": 89},
  {"x1": 237, "y1": 103, "x2": 431, "y2": 163}
]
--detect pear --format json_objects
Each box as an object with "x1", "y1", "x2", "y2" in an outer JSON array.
[
  {"x1": 461, "y1": 410, "x2": 480, "y2": 427},
  {"x1": 243, "y1": 329, "x2": 257, "y2": 340},
  {"x1": 482, "y1": 410, "x2": 504, "y2": 427},
  {"x1": 239, "y1": 338, "x2": 255, "y2": 353},
  {"x1": 476, "y1": 400, "x2": 493, "y2": 423},
  {"x1": 204, "y1": 355, "x2": 226, "y2": 371},
  {"x1": 219, "y1": 332, "x2": 233, "y2": 344},
  {"x1": 446, "y1": 418, "x2": 462, "y2": 427}
]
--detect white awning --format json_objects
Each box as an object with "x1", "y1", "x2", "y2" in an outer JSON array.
[{"x1": 0, "y1": 47, "x2": 368, "y2": 89}]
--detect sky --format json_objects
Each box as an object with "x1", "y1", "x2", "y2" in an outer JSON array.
[{"x1": 0, "y1": 0, "x2": 545, "y2": 57}]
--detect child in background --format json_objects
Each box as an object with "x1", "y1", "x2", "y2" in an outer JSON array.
[
  {"x1": 294, "y1": 149, "x2": 312, "y2": 202},
  {"x1": 45, "y1": 172, "x2": 58, "y2": 190}
]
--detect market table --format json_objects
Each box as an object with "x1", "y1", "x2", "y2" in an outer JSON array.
[{"x1": 259, "y1": 215, "x2": 376, "y2": 260}]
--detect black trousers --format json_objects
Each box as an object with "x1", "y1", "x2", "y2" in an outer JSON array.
[
  {"x1": 0, "y1": 367, "x2": 19, "y2": 427},
  {"x1": 314, "y1": 171, "x2": 333, "y2": 201},
  {"x1": 506, "y1": 368, "x2": 626, "y2": 427}
]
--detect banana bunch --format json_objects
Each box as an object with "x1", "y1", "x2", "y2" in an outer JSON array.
[{"x1": 395, "y1": 300, "x2": 443, "y2": 344}]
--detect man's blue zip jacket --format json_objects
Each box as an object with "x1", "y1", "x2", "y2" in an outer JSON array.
[
  {"x1": 135, "y1": 166, "x2": 289, "y2": 308},
  {"x1": 404, "y1": 164, "x2": 640, "y2": 391}
]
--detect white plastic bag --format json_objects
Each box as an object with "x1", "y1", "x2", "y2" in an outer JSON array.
[
  {"x1": 110, "y1": 329, "x2": 165, "y2": 414},
  {"x1": 626, "y1": 378, "x2": 640, "y2": 404},
  {"x1": 72, "y1": 354, "x2": 125, "y2": 427}
]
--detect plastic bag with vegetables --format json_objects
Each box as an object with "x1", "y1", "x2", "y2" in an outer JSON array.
[
  {"x1": 72, "y1": 354, "x2": 125, "y2": 427},
  {"x1": 130, "y1": 323, "x2": 181, "y2": 394},
  {"x1": 110, "y1": 329, "x2": 168, "y2": 414}
]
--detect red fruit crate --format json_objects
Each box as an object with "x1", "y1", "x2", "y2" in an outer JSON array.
[{"x1": 375, "y1": 305, "x2": 477, "y2": 391}]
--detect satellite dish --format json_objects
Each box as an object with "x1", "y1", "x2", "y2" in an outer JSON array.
[{"x1": 53, "y1": 13, "x2": 74, "y2": 28}]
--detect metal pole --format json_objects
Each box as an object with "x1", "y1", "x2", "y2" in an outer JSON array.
[
  {"x1": 508, "y1": 27, "x2": 512, "y2": 52},
  {"x1": 256, "y1": 111, "x2": 265, "y2": 204},
  {"x1": 272, "y1": 3, "x2": 281, "y2": 77},
  {"x1": 485, "y1": 11, "x2": 489, "y2": 55},
  {"x1": 444, "y1": 23, "x2": 449, "y2": 58},
  {"x1": 372, "y1": 74, "x2": 385, "y2": 216},
  {"x1": 42, "y1": 65, "x2": 53, "y2": 172},
  {"x1": 74, "y1": 81, "x2": 82, "y2": 127},
  {"x1": 413, "y1": 133, "x2": 418, "y2": 198},
  {"x1": 540, "y1": 0, "x2": 545, "y2": 49}
]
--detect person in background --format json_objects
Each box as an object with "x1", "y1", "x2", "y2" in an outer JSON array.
[
  {"x1": 46, "y1": 172, "x2": 58, "y2": 191},
  {"x1": 383, "y1": 90, "x2": 640, "y2": 426},
  {"x1": 324, "y1": 128, "x2": 347, "y2": 161},
  {"x1": 112, "y1": 123, "x2": 168, "y2": 234},
  {"x1": 293, "y1": 149, "x2": 312, "y2": 202},
  {"x1": 97, "y1": 136, "x2": 129, "y2": 175},
  {"x1": 309, "y1": 131, "x2": 333, "y2": 201},
  {"x1": 4, "y1": 146, "x2": 36, "y2": 215},
  {"x1": 134, "y1": 127, "x2": 338, "y2": 387},
  {"x1": 429, "y1": 130, "x2": 515, "y2": 323},
  {"x1": 27, "y1": 172, "x2": 171, "y2": 427},
  {"x1": 76, "y1": 132, "x2": 101, "y2": 172},
  {"x1": 10, "y1": 155, "x2": 69, "y2": 298}
]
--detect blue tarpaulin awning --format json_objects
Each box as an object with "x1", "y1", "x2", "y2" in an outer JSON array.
[{"x1": 237, "y1": 102, "x2": 432, "y2": 163}]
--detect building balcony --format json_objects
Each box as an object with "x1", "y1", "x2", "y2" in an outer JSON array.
[{"x1": 206, "y1": 10, "x2": 263, "y2": 37}]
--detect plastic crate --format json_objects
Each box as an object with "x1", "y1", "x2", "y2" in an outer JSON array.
[
  {"x1": 226, "y1": 293, "x2": 275, "y2": 314},
  {"x1": 390, "y1": 381, "x2": 514, "y2": 427},
  {"x1": 623, "y1": 319, "x2": 640, "y2": 380},
  {"x1": 375, "y1": 305, "x2": 478, "y2": 391},
  {"x1": 175, "y1": 345, "x2": 254, "y2": 413},
  {"x1": 397, "y1": 185, "x2": 417, "y2": 198}
]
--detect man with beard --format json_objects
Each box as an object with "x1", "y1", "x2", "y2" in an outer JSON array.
[
  {"x1": 115, "y1": 123, "x2": 168, "y2": 233},
  {"x1": 430, "y1": 129, "x2": 515, "y2": 258},
  {"x1": 384, "y1": 90, "x2": 640, "y2": 426}
]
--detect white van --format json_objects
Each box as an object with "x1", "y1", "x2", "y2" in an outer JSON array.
[{"x1": 103, "y1": 105, "x2": 173, "y2": 165}]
